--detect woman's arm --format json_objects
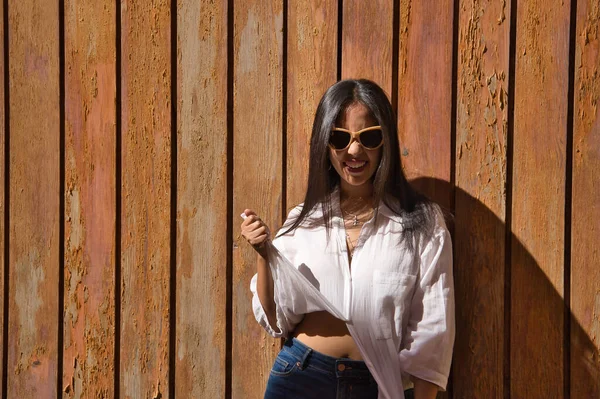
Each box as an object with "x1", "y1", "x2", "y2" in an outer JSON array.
[
  {"x1": 399, "y1": 210, "x2": 455, "y2": 391},
  {"x1": 412, "y1": 377, "x2": 438, "y2": 399},
  {"x1": 241, "y1": 209, "x2": 279, "y2": 331}
]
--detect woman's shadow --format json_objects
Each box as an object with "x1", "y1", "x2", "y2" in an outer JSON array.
[{"x1": 412, "y1": 177, "x2": 600, "y2": 398}]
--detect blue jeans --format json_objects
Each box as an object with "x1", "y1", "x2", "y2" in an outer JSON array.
[
  {"x1": 265, "y1": 338, "x2": 414, "y2": 399},
  {"x1": 264, "y1": 338, "x2": 415, "y2": 399}
]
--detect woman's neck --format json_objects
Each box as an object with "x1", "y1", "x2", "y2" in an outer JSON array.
[{"x1": 339, "y1": 181, "x2": 374, "y2": 200}]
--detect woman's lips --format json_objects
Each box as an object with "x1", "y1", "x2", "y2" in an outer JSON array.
[{"x1": 344, "y1": 160, "x2": 367, "y2": 173}]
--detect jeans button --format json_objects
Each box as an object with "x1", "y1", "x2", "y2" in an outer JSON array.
[{"x1": 338, "y1": 364, "x2": 346, "y2": 372}]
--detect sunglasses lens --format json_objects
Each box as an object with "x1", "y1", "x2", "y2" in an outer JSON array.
[
  {"x1": 330, "y1": 130, "x2": 351, "y2": 149},
  {"x1": 360, "y1": 129, "x2": 383, "y2": 148}
]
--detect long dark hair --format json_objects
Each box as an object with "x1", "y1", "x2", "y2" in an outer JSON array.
[{"x1": 280, "y1": 79, "x2": 435, "y2": 241}]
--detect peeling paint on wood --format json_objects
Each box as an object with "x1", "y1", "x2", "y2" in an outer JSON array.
[
  {"x1": 232, "y1": 0, "x2": 283, "y2": 397},
  {"x1": 7, "y1": 0, "x2": 60, "y2": 397},
  {"x1": 175, "y1": 0, "x2": 228, "y2": 397},
  {"x1": 571, "y1": 1, "x2": 600, "y2": 397},
  {"x1": 397, "y1": 0, "x2": 454, "y2": 209},
  {"x1": 120, "y1": 0, "x2": 172, "y2": 397},
  {"x1": 511, "y1": 1, "x2": 571, "y2": 396},
  {"x1": 1, "y1": 2, "x2": 599, "y2": 397},
  {"x1": 63, "y1": 1, "x2": 117, "y2": 397},
  {"x1": 342, "y1": 0, "x2": 394, "y2": 93},
  {"x1": 454, "y1": 1, "x2": 510, "y2": 397}
]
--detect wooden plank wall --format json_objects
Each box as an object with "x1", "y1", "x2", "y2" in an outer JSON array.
[
  {"x1": 120, "y1": 1, "x2": 172, "y2": 397},
  {"x1": 511, "y1": 2, "x2": 570, "y2": 397},
  {"x1": 63, "y1": 0, "x2": 116, "y2": 397},
  {"x1": 232, "y1": 0, "x2": 283, "y2": 397},
  {"x1": 6, "y1": 1, "x2": 60, "y2": 397},
  {"x1": 0, "y1": 0, "x2": 5, "y2": 392},
  {"x1": 176, "y1": 0, "x2": 228, "y2": 397},
  {"x1": 1, "y1": 1, "x2": 599, "y2": 398},
  {"x1": 571, "y1": 1, "x2": 600, "y2": 397},
  {"x1": 454, "y1": 1, "x2": 509, "y2": 398}
]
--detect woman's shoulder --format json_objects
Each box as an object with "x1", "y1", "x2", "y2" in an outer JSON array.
[
  {"x1": 277, "y1": 202, "x2": 327, "y2": 239},
  {"x1": 413, "y1": 202, "x2": 452, "y2": 257},
  {"x1": 285, "y1": 203, "x2": 304, "y2": 219}
]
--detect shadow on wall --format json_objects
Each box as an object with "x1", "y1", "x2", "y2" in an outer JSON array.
[{"x1": 411, "y1": 177, "x2": 600, "y2": 397}]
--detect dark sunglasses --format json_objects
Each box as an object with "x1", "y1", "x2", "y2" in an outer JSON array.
[{"x1": 328, "y1": 126, "x2": 384, "y2": 150}]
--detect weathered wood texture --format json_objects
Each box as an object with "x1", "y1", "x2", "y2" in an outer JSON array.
[
  {"x1": 453, "y1": 1, "x2": 509, "y2": 398},
  {"x1": 397, "y1": 0, "x2": 454, "y2": 210},
  {"x1": 342, "y1": 0, "x2": 394, "y2": 93},
  {"x1": 1, "y1": 1, "x2": 599, "y2": 398},
  {"x1": 63, "y1": 1, "x2": 117, "y2": 397},
  {"x1": 511, "y1": 1, "x2": 571, "y2": 397},
  {"x1": 286, "y1": 0, "x2": 337, "y2": 208},
  {"x1": 6, "y1": 0, "x2": 60, "y2": 397},
  {"x1": 571, "y1": 0, "x2": 600, "y2": 397},
  {"x1": 120, "y1": 0, "x2": 172, "y2": 397},
  {"x1": 232, "y1": 0, "x2": 283, "y2": 397},
  {"x1": 175, "y1": 0, "x2": 228, "y2": 397},
  {"x1": 0, "y1": 0, "x2": 5, "y2": 389}
]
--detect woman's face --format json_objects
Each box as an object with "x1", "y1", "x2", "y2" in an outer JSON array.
[{"x1": 329, "y1": 102, "x2": 382, "y2": 196}]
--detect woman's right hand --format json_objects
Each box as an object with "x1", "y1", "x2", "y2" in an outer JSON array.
[{"x1": 241, "y1": 209, "x2": 271, "y2": 256}]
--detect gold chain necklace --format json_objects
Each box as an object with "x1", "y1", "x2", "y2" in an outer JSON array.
[{"x1": 341, "y1": 196, "x2": 374, "y2": 228}]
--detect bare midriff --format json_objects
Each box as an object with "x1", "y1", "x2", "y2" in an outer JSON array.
[{"x1": 292, "y1": 311, "x2": 363, "y2": 360}]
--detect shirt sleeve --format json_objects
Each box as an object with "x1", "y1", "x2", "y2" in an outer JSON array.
[
  {"x1": 399, "y1": 213, "x2": 455, "y2": 390},
  {"x1": 250, "y1": 271, "x2": 302, "y2": 338}
]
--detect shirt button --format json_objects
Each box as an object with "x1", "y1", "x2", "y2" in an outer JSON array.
[{"x1": 337, "y1": 364, "x2": 345, "y2": 372}]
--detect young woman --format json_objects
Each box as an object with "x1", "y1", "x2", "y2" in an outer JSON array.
[{"x1": 241, "y1": 79, "x2": 454, "y2": 399}]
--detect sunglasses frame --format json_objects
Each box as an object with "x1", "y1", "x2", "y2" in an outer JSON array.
[{"x1": 328, "y1": 125, "x2": 384, "y2": 151}]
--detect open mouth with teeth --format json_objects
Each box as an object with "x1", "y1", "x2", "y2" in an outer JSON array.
[{"x1": 344, "y1": 160, "x2": 368, "y2": 173}]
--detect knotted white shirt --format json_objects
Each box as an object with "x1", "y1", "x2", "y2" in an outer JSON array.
[{"x1": 250, "y1": 194, "x2": 454, "y2": 399}]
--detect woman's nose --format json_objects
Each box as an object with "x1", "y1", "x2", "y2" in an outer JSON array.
[{"x1": 347, "y1": 139, "x2": 363, "y2": 156}]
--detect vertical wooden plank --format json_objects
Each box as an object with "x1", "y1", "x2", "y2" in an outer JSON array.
[
  {"x1": 120, "y1": 0, "x2": 171, "y2": 397},
  {"x1": 571, "y1": 1, "x2": 600, "y2": 397},
  {"x1": 63, "y1": 1, "x2": 116, "y2": 397},
  {"x1": 176, "y1": 0, "x2": 227, "y2": 397},
  {"x1": 511, "y1": 1, "x2": 570, "y2": 397},
  {"x1": 232, "y1": 0, "x2": 283, "y2": 396},
  {"x1": 0, "y1": 0, "x2": 5, "y2": 391},
  {"x1": 397, "y1": 0, "x2": 454, "y2": 209},
  {"x1": 287, "y1": 0, "x2": 337, "y2": 207},
  {"x1": 342, "y1": 0, "x2": 394, "y2": 93},
  {"x1": 6, "y1": 0, "x2": 60, "y2": 397},
  {"x1": 454, "y1": 0, "x2": 510, "y2": 397}
]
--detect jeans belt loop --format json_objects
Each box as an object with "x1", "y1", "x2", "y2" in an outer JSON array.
[{"x1": 298, "y1": 347, "x2": 312, "y2": 370}]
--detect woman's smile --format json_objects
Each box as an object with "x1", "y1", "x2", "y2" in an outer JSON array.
[{"x1": 343, "y1": 160, "x2": 368, "y2": 173}]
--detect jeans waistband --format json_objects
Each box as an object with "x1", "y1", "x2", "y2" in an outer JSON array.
[{"x1": 283, "y1": 338, "x2": 373, "y2": 378}]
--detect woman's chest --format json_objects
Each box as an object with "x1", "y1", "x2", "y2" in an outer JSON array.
[{"x1": 288, "y1": 226, "x2": 419, "y2": 287}]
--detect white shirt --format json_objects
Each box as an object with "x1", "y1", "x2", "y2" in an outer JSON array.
[{"x1": 250, "y1": 193, "x2": 455, "y2": 399}]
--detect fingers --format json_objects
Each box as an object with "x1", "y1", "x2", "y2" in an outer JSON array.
[
  {"x1": 241, "y1": 216, "x2": 263, "y2": 230},
  {"x1": 241, "y1": 209, "x2": 262, "y2": 227},
  {"x1": 248, "y1": 219, "x2": 265, "y2": 231},
  {"x1": 247, "y1": 233, "x2": 268, "y2": 246},
  {"x1": 242, "y1": 223, "x2": 269, "y2": 240},
  {"x1": 240, "y1": 209, "x2": 271, "y2": 248}
]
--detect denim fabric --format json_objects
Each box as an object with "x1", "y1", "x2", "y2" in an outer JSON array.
[{"x1": 264, "y1": 338, "x2": 413, "y2": 399}]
